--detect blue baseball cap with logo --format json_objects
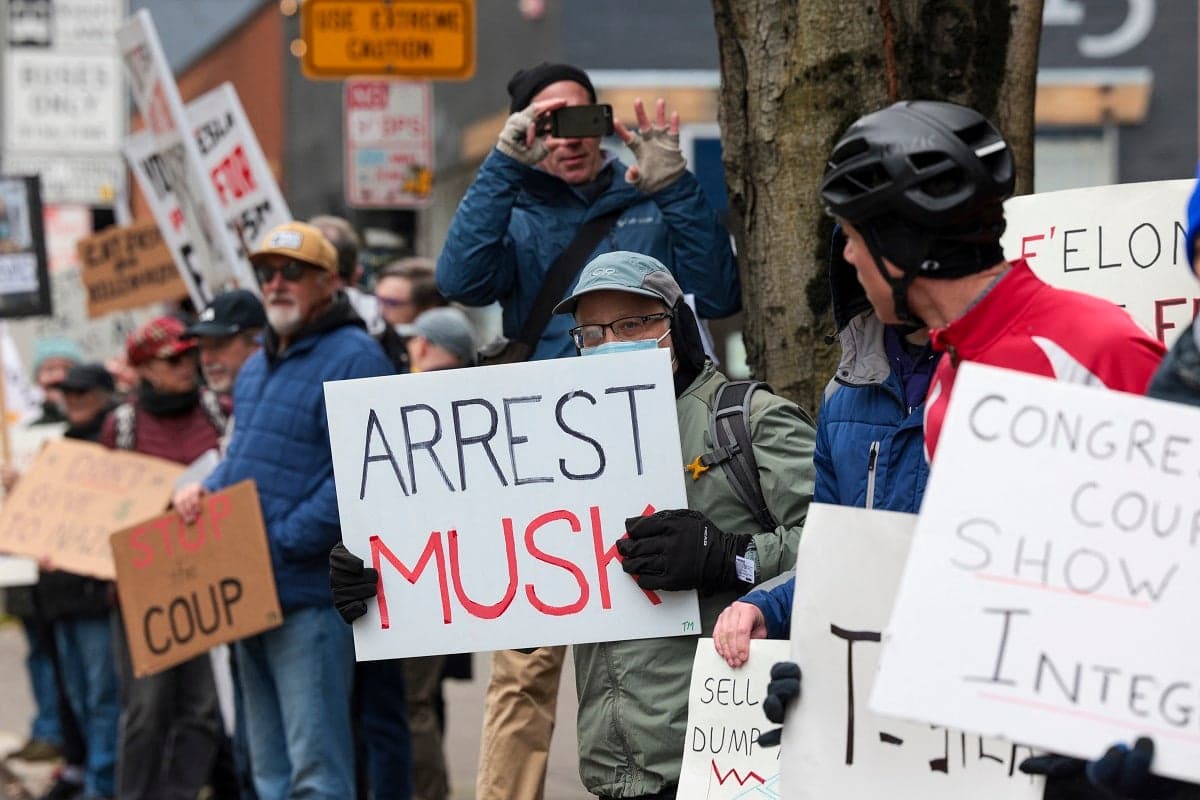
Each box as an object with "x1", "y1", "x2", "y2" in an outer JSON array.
[{"x1": 553, "y1": 251, "x2": 683, "y2": 316}]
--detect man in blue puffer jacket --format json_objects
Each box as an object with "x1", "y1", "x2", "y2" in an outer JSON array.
[
  {"x1": 713, "y1": 227, "x2": 935, "y2": 661},
  {"x1": 436, "y1": 61, "x2": 739, "y2": 362},
  {"x1": 174, "y1": 222, "x2": 393, "y2": 800}
]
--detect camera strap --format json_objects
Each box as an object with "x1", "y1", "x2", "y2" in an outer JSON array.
[{"x1": 512, "y1": 205, "x2": 624, "y2": 358}]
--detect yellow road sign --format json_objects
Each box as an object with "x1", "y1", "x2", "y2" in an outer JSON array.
[{"x1": 301, "y1": 0, "x2": 475, "y2": 80}]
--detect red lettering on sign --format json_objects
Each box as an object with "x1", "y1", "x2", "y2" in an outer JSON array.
[
  {"x1": 347, "y1": 82, "x2": 389, "y2": 109},
  {"x1": 524, "y1": 510, "x2": 589, "y2": 616},
  {"x1": 372, "y1": 532, "x2": 450, "y2": 628},
  {"x1": 448, "y1": 524, "x2": 517, "y2": 620},
  {"x1": 210, "y1": 145, "x2": 257, "y2": 205},
  {"x1": 592, "y1": 504, "x2": 661, "y2": 608}
]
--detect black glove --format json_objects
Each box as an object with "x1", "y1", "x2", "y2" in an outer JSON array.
[
  {"x1": 329, "y1": 543, "x2": 378, "y2": 624},
  {"x1": 757, "y1": 661, "x2": 802, "y2": 748},
  {"x1": 1020, "y1": 738, "x2": 1184, "y2": 799},
  {"x1": 616, "y1": 509, "x2": 751, "y2": 594}
]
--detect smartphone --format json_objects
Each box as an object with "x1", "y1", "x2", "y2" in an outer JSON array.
[{"x1": 539, "y1": 105, "x2": 614, "y2": 139}]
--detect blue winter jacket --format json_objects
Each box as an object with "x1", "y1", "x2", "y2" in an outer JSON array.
[
  {"x1": 204, "y1": 296, "x2": 394, "y2": 612},
  {"x1": 437, "y1": 148, "x2": 739, "y2": 360},
  {"x1": 742, "y1": 312, "x2": 931, "y2": 637}
]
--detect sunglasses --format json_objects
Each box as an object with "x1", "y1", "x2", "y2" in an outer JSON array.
[
  {"x1": 160, "y1": 351, "x2": 194, "y2": 366},
  {"x1": 255, "y1": 260, "x2": 313, "y2": 284}
]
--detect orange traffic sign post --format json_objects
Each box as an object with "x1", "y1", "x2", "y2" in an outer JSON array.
[{"x1": 301, "y1": 0, "x2": 475, "y2": 80}]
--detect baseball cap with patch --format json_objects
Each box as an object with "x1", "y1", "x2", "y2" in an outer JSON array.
[
  {"x1": 249, "y1": 221, "x2": 338, "y2": 274},
  {"x1": 185, "y1": 289, "x2": 267, "y2": 338},
  {"x1": 553, "y1": 251, "x2": 682, "y2": 316}
]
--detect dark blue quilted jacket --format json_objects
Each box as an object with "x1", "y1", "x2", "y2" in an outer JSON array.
[{"x1": 205, "y1": 296, "x2": 393, "y2": 612}]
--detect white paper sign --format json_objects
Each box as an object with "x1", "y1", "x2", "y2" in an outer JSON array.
[
  {"x1": 1002, "y1": 180, "x2": 1198, "y2": 345},
  {"x1": 784, "y1": 504, "x2": 1043, "y2": 798},
  {"x1": 117, "y1": 10, "x2": 251, "y2": 306},
  {"x1": 324, "y1": 349, "x2": 699, "y2": 660},
  {"x1": 125, "y1": 82, "x2": 290, "y2": 296},
  {"x1": 678, "y1": 638, "x2": 790, "y2": 799},
  {"x1": 344, "y1": 80, "x2": 433, "y2": 208},
  {"x1": 872, "y1": 363, "x2": 1200, "y2": 784}
]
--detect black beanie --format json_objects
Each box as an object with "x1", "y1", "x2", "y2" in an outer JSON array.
[{"x1": 507, "y1": 62, "x2": 596, "y2": 112}]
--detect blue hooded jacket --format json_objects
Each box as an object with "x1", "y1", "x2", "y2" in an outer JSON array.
[
  {"x1": 204, "y1": 295, "x2": 393, "y2": 612},
  {"x1": 436, "y1": 149, "x2": 739, "y2": 360}
]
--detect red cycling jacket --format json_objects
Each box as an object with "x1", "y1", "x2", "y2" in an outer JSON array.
[{"x1": 923, "y1": 259, "x2": 1166, "y2": 461}]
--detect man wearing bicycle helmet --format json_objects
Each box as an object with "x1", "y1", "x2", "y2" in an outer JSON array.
[{"x1": 820, "y1": 100, "x2": 1164, "y2": 460}]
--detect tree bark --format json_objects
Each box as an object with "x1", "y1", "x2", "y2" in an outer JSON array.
[{"x1": 712, "y1": 0, "x2": 1043, "y2": 411}]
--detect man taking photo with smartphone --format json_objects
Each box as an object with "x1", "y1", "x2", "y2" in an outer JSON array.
[{"x1": 434, "y1": 60, "x2": 739, "y2": 800}]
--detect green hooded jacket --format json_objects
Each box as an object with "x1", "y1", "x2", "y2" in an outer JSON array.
[{"x1": 574, "y1": 361, "x2": 816, "y2": 797}]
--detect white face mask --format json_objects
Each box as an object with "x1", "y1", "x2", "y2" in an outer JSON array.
[{"x1": 579, "y1": 327, "x2": 671, "y2": 357}]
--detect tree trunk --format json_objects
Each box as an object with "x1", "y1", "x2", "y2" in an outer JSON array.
[{"x1": 712, "y1": 0, "x2": 1043, "y2": 412}]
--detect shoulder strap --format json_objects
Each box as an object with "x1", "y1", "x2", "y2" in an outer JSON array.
[
  {"x1": 704, "y1": 380, "x2": 780, "y2": 532},
  {"x1": 512, "y1": 206, "x2": 625, "y2": 355},
  {"x1": 114, "y1": 403, "x2": 136, "y2": 451}
]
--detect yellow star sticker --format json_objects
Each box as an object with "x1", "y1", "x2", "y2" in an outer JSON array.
[{"x1": 685, "y1": 455, "x2": 710, "y2": 481}]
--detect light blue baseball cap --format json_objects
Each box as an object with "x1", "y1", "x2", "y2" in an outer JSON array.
[{"x1": 553, "y1": 251, "x2": 682, "y2": 315}]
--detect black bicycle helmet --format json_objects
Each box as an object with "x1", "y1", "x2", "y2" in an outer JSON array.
[
  {"x1": 821, "y1": 100, "x2": 1014, "y2": 233},
  {"x1": 819, "y1": 100, "x2": 1015, "y2": 323}
]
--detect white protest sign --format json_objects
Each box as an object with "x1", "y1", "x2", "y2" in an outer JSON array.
[
  {"x1": 117, "y1": 10, "x2": 252, "y2": 306},
  {"x1": 324, "y1": 348, "x2": 698, "y2": 660},
  {"x1": 871, "y1": 363, "x2": 1200, "y2": 783},
  {"x1": 345, "y1": 80, "x2": 433, "y2": 208},
  {"x1": 678, "y1": 638, "x2": 790, "y2": 799},
  {"x1": 126, "y1": 83, "x2": 291, "y2": 277},
  {"x1": 1002, "y1": 180, "x2": 1198, "y2": 345},
  {"x1": 784, "y1": 503, "x2": 1043, "y2": 799}
]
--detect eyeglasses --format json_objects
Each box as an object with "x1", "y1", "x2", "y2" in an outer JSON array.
[
  {"x1": 569, "y1": 312, "x2": 672, "y2": 349},
  {"x1": 376, "y1": 296, "x2": 414, "y2": 310},
  {"x1": 255, "y1": 260, "x2": 312, "y2": 285},
  {"x1": 160, "y1": 351, "x2": 194, "y2": 367}
]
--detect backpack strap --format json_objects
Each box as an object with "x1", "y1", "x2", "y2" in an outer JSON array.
[
  {"x1": 114, "y1": 403, "x2": 136, "y2": 451},
  {"x1": 702, "y1": 380, "x2": 780, "y2": 532}
]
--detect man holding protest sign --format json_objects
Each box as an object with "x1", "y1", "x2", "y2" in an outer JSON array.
[
  {"x1": 103, "y1": 317, "x2": 229, "y2": 800},
  {"x1": 333, "y1": 251, "x2": 815, "y2": 800},
  {"x1": 436, "y1": 60, "x2": 740, "y2": 800},
  {"x1": 174, "y1": 221, "x2": 393, "y2": 800}
]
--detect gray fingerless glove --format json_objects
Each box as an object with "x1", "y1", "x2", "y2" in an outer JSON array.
[
  {"x1": 496, "y1": 107, "x2": 547, "y2": 165},
  {"x1": 627, "y1": 127, "x2": 687, "y2": 194}
]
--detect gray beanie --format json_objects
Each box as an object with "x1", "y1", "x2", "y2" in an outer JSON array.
[{"x1": 412, "y1": 307, "x2": 477, "y2": 367}]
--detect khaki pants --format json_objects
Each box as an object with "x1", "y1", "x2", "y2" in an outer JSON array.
[
  {"x1": 475, "y1": 647, "x2": 566, "y2": 800},
  {"x1": 403, "y1": 655, "x2": 450, "y2": 800}
]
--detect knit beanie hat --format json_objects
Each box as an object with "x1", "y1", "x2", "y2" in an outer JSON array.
[
  {"x1": 31, "y1": 337, "x2": 84, "y2": 379},
  {"x1": 507, "y1": 62, "x2": 596, "y2": 112}
]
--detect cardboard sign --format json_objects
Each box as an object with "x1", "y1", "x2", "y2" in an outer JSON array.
[
  {"x1": 0, "y1": 175, "x2": 51, "y2": 318},
  {"x1": 0, "y1": 438, "x2": 183, "y2": 579},
  {"x1": 111, "y1": 480, "x2": 282, "y2": 677},
  {"x1": 677, "y1": 638, "x2": 790, "y2": 798},
  {"x1": 77, "y1": 221, "x2": 188, "y2": 317},
  {"x1": 871, "y1": 363, "x2": 1200, "y2": 784},
  {"x1": 324, "y1": 348, "x2": 698, "y2": 660},
  {"x1": 784, "y1": 504, "x2": 1043, "y2": 798},
  {"x1": 118, "y1": 11, "x2": 252, "y2": 306},
  {"x1": 124, "y1": 82, "x2": 288, "y2": 304},
  {"x1": 1001, "y1": 180, "x2": 1198, "y2": 345},
  {"x1": 345, "y1": 80, "x2": 434, "y2": 208}
]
